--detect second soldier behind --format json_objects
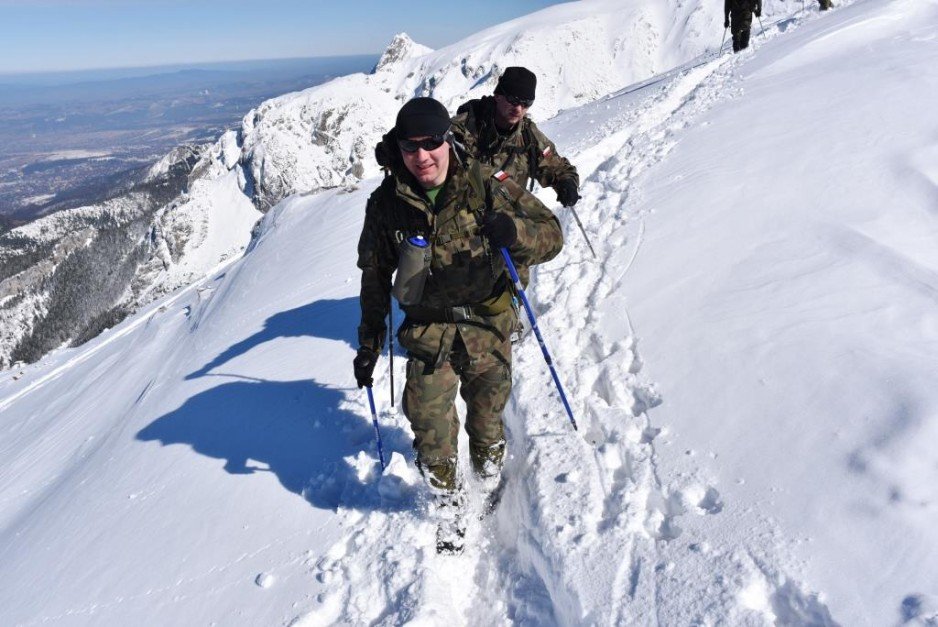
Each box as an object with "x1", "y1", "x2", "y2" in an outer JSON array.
[{"x1": 451, "y1": 66, "x2": 581, "y2": 209}]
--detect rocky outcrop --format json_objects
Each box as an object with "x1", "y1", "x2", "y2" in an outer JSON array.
[
  {"x1": 0, "y1": 138, "x2": 259, "y2": 369},
  {"x1": 372, "y1": 33, "x2": 433, "y2": 73}
]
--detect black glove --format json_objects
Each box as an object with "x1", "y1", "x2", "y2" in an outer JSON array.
[
  {"x1": 555, "y1": 179, "x2": 579, "y2": 207},
  {"x1": 754, "y1": 9, "x2": 761, "y2": 17},
  {"x1": 724, "y1": 18, "x2": 730, "y2": 27},
  {"x1": 353, "y1": 347, "x2": 378, "y2": 388},
  {"x1": 480, "y1": 212, "x2": 517, "y2": 249}
]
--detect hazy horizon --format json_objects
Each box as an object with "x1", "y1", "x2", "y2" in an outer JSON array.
[
  {"x1": 0, "y1": 54, "x2": 380, "y2": 87},
  {"x1": 0, "y1": 53, "x2": 380, "y2": 223}
]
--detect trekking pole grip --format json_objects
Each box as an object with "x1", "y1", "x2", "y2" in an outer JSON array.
[{"x1": 500, "y1": 248, "x2": 578, "y2": 431}]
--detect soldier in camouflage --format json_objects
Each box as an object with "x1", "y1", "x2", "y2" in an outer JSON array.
[
  {"x1": 725, "y1": 0, "x2": 762, "y2": 53},
  {"x1": 451, "y1": 66, "x2": 580, "y2": 209},
  {"x1": 353, "y1": 97, "x2": 563, "y2": 509}
]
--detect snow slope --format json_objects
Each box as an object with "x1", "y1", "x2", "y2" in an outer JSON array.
[
  {"x1": 0, "y1": 0, "x2": 779, "y2": 370},
  {"x1": 2, "y1": 0, "x2": 938, "y2": 625},
  {"x1": 235, "y1": 0, "x2": 782, "y2": 209}
]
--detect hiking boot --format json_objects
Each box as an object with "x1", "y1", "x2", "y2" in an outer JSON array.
[
  {"x1": 417, "y1": 457, "x2": 459, "y2": 493},
  {"x1": 470, "y1": 440, "x2": 505, "y2": 487}
]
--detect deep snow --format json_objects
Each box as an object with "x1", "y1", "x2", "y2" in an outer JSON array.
[{"x1": 2, "y1": 0, "x2": 938, "y2": 625}]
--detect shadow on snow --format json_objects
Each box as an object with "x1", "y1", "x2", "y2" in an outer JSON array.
[
  {"x1": 139, "y1": 296, "x2": 415, "y2": 513},
  {"x1": 186, "y1": 297, "x2": 362, "y2": 379},
  {"x1": 138, "y1": 378, "x2": 414, "y2": 512}
]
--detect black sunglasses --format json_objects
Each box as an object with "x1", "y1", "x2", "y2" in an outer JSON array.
[
  {"x1": 398, "y1": 134, "x2": 448, "y2": 153},
  {"x1": 505, "y1": 94, "x2": 534, "y2": 108}
]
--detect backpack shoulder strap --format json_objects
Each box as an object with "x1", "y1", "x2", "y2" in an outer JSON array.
[
  {"x1": 521, "y1": 120, "x2": 540, "y2": 191},
  {"x1": 378, "y1": 176, "x2": 417, "y2": 240},
  {"x1": 467, "y1": 159, "x2": 488, "y2": 216}
]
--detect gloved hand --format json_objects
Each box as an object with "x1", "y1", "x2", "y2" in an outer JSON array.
[
  {"x1": 353, "y1": 347, "x2": 378, "y2": 388},
  {"x1": 724, "y1": 17, "x2": 730, "y2": 27},
  {"x1": 555, "y1": 179, "x2": 580, "y2": 207},
  {"x1": 754, "y1": 9, "x2": 761, "y2": 17},
  {"x1": 480, "y1": 212, "x2": 518, "y2": 249}
]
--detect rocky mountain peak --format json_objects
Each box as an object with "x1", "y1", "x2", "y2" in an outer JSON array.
[{"x1": 373, "y1": 33, "x2": 432, "y2": 73}]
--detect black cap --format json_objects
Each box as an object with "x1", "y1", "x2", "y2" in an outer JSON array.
[
  {"x1": 494, "y1": 66, "x2": 537, "y2": 102},
  {"x1": 394, "y1": 97, "x2": 451, "y2": 138}
]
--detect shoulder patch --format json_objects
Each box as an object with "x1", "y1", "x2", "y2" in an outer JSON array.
[
  {"x1": 493, "y1": 170, "x2": 510, "y2": 182},
  {"x1": 542, "y1": 146, "x2": 552, "y2": 157}
]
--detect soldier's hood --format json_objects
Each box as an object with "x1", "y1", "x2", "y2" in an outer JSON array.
[{"x1": 455, "y1": 95, "x2": 495, "y2": 119}]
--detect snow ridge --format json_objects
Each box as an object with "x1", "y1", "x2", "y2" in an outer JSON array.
[{"x1": 287, "y1": 6, "x2": 844, "y2": 626}]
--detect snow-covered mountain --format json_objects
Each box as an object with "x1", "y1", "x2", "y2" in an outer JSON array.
[
  {"x1": 1, "y1": 0, "x2": 749, "y2": 371},
  {"x1": 0, "y1": 138, "x2": 259, "y2": 369},
  {"x1": 3, "y1": 0, "x2": 938, "y2": 624},
  {"x1": 236, "y1": 0, "x2": 761, "y2": 208}
]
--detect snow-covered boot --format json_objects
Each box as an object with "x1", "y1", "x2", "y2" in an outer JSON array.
[
  {"x1": 433, "y1": 490, "x2": 467, "y2": 555},
  {"x1": 470, "y1": 441, "x2": 506, "y2": 516},
  {"x1": 417, "y1": 458, "x2": 467, "y2": 554}
]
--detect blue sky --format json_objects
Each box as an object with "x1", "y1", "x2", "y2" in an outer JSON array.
[{"x1": 0, "y1": 0, "x2": 569, "y2": 74}]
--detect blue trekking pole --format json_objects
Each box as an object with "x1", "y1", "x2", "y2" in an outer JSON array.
[
  {"x1": 366, "y1": 387, "x2": 387, "y2": 469},
  {"x1": 500, "y1": 248, "x2": 578, "y2": 431}
]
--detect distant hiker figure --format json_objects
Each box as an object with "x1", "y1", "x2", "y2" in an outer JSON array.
[
  {"x1": 354, "y1": 97, "x2": 563, "y2": 553},
  {"x1": 725, "y1": 0, "x2": 762, "y2": 53},
  {"x1": 818, "y1": 0, "x2": 832, "y2": 10},
  {"x1": 451, "y1": 66, "x2": 580, "y2": 208}
]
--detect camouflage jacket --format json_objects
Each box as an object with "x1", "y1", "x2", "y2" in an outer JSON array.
[
  {"x1": 451, "y1": 96, "x2": 579, "y2": 193},
  {"x1": 357, "y1": 137, "x2": 563, "y2": 366}
]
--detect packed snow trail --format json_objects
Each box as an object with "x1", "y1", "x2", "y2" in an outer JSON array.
[{"x1": 291, "y1": 6, "x2": 843, "y2": 626}]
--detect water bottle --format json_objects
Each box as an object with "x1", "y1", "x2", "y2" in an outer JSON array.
[{"x1": 392, "y1": 235, "x2": 431, "y2": 305}]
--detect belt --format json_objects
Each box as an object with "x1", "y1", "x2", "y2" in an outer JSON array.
[{"x1": 404, "y1": 290, "x2": 512, "y2": 323}]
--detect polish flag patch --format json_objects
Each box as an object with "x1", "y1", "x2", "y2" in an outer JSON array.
[
  {"x1": 493, "y1": 170, "x2": 510, "y2": 181},
  {"x1": 542, "y1": 146, "x2": 552, "y2": 157}
]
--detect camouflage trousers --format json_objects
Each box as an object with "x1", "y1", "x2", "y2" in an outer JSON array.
[{"x1": 403, "y1": 331, "x2": 511, "y2": 492}]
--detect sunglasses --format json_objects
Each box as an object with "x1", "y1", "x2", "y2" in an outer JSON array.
[
  {"x1": 398, "y1": 134, "x2": 448, "y2": 153},
  {"x1": 505, "y1": 95, "x2": 534, "y2": 108}
]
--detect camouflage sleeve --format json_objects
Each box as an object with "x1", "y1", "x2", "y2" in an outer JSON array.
[
  {"x1": 527, "y1": 120, "x2": 579, "y2": 191},
  {"x1": 356, "y1": 190, "x2": 396, "y2": 352},
  {"x1": 489, "y1": 175, "x2": 563, "y2": 283},
  {"x1": 449, "y1": 115, "x2": 477, "y2": 159}
]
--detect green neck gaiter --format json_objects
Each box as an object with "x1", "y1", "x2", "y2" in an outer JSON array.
[{"x1": 424, "y1": 184, "x2": 444, "y2": 207}]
